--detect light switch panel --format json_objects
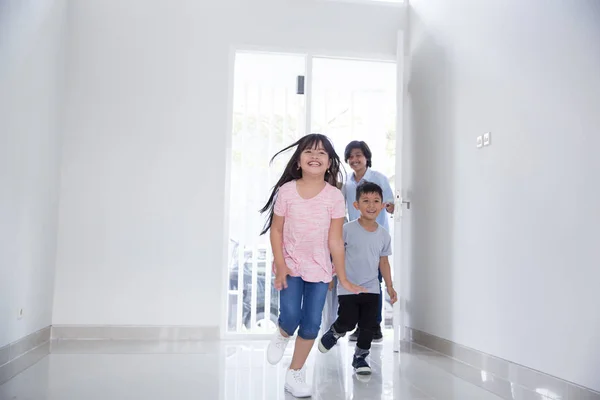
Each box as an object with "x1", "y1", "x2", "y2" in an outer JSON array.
[
  {"x1": 477, "y1": 135, "x2": 483, "y2": 148},
  {"x1": 483, "y1": 132, "x2": 491, "y2": 146}
]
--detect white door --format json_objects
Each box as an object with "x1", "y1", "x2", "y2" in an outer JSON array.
[{"x1": 392, "y1": 30, "x2": 407, "y2": 353}]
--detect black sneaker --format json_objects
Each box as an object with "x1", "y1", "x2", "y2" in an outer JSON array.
[
  {"x1": 352, "y1": 354, "x2": 372, "y2": 375},
  {"x1": 318, "y1": 327, "x2": 341, "y2": 353},
  {"x1": 372, "y1": 327, "x2": 383, "y2": 343},
  {"x1": 348, "y1": 328, "x2": 359, "y2": 342}
]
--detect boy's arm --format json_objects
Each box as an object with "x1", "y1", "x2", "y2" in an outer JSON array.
[
  {"x1": 379, "y1": 256, "x2": 393, "y2": 288},
  {"x1": 380, "y1": 256, "x2": 398, "y2": 304}
]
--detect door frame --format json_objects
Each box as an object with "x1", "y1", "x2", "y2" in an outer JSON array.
[
  {"x1": 392, "y1": 30, "x2": 407, "y2": 352},
  {"x1": 220, "y1": 43, "x2": 407, "y2": 341}
]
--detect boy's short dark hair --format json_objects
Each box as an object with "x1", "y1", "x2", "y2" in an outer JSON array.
[
  {"x1": 344, "y1": 141, "x2": 372, "y2": 168},
  {"x1": 355, "y1": 181, "x2": 383, "y2": 202}
]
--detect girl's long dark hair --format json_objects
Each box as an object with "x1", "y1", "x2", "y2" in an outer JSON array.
[{"x1": 259, "y1": 134, "x2": 343, "y2": 235}]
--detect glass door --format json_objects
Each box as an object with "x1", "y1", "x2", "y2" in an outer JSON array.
[{"x1": 226, "y1": 52, "x2": 306, "y2": 334}]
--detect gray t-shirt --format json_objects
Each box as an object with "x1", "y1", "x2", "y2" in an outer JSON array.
[{"x1": 338, "y1": 220, "x2": 392, "y2": 296}]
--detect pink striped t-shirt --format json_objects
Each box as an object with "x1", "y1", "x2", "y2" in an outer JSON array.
[{"x1": 274, "y1": 180, "x2": 346, "y2": 283}]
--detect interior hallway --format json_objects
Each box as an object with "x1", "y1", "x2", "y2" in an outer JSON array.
[{"x1": 1, "y1": 0, "x2": 599, "y2": 398}]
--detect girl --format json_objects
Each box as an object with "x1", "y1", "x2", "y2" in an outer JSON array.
[{"x1": 260, "y1": 133, "x2": 364, "y2": 398}]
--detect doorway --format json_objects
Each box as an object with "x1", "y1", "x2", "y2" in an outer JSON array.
[{"x1": 224, "y1": 50, "x2": 402, "y2": 339}]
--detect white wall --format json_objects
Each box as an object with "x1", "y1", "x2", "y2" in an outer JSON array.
[
  {"x1": 406, "y1": 0, "x2": 600, "y2": 390},
  {"x1": 0, "y1": 0, "x2": 67, "y2": 347},
  {"x1": 52, "y1": 0, "x2": 405, "y2": 327}
]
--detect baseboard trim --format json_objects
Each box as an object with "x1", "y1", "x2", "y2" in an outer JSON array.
[
  {"x1": 51, "y1": 325, "x2": 220, "y2": 341},
  {"x1": 406, "y1": 327, "x2": 600, "y2": 400},
  {"x1": 0, "y1": 326, "x2": 51, "y2": 385}
]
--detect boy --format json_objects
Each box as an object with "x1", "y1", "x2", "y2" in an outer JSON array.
[
  {"x1": 342, "y1": 140, "x2": 395, "y2": 342},
  {"x1": 318, "y1": 182, "x2": 398, "y2": 375}
]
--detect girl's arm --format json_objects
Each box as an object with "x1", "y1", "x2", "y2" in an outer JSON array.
[
  {"x1": 271, "y1": 214, "x2": 288, "y2": 290},
  {"x1": 329, "y1": 218, "x2": 365, "y2": 294}
]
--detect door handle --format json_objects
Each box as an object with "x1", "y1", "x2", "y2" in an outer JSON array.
[{"x1": 393, "y1": 191, "x2": 410, "y2": 218}]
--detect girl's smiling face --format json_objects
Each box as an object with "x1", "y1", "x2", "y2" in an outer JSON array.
[{"x1": 299, "y1": 141, "x2": 330, "y2": 176}]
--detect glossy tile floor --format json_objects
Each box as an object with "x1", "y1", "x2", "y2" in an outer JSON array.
[{"x1": 1, "y1": 336, "x2": 539, "y2": 400}]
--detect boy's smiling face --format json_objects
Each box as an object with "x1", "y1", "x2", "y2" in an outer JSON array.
[{"x1": 353, "y1": 191, "x2": 384, "y2": 221}]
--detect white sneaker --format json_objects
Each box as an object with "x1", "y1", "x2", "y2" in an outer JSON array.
[
  {"x1": 285, "y1": 368, "x2": 312, "y2": 398},
  {"x1": 267, "y1": 329, "x2": 290, "y2": 365}
]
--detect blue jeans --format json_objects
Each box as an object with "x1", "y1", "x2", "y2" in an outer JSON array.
[{"x1": 278, "y1": 276, "x2": 329, "y2": 340}]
